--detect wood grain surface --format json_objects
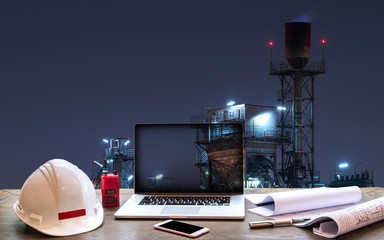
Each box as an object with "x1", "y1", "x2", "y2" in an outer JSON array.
[{"x1": 1, "y1": 188, "x2": 384, "y2": 240}]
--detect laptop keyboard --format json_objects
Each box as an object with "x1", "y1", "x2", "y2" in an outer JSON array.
[{"x1": 139, "y1": 196, "x2": 230, "y2": 206}]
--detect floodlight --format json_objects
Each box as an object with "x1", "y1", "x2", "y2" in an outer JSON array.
[
  {"x1": 156, "y1": 174, "x2": 163, "y2": 180},
  {"x1": 102, "y1": 139, "x2": 109, "y2": 143},
  {"x1": 254, "y1": 113, "x2": 271, "y2": 126},
  {"x1": 339, "y1": 163, "x2": 349, "y2": 169},
  {"x1": 227, "y1": 101, "x2": 236, "y2": 106}
]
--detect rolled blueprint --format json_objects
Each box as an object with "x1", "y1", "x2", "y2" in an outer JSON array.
[
  {"x1": 247, "y1": 186, "x2": 362, "y2": 217},
  {"x1": 311, "y1": 196, "x2": 384, "y2": 238}
]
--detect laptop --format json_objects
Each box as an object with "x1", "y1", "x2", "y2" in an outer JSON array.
[{"x1": 114, "y1": 123, "x2": 245, "y2": 219}]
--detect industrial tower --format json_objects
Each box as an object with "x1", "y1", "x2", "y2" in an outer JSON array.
[
  {"x1": 194, "y1": 123, "x2": 244, "y2": 192},
  {"x1": 193, "y1": 104, "x2": 283, "y2": 188},
  {"x1": 92, "y1": 138, "x2": 134, "y2": 188},
  {"x1": 270, "y1": 22, "x2": 325, "y2": 187}
]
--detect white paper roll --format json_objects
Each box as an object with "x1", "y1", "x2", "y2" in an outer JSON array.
[{"x1": 251, "y1": 186, "x2": 362, "y2": 216}]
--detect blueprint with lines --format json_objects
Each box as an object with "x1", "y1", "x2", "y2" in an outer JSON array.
[
  {"x1": 246, "y1": 187, "x2": 384, "y2": 238},
  {"x1": 297, "y1": 197, "x2": 384, "y2": 238}
]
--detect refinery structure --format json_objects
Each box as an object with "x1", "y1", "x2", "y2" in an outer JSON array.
[
  {"x1": 194, "y1": 104, "x2": 282, "y2": 188},
  {"x1": 270, "y1": 22, "x2": 325, "y2": 187},
  {"x1": 193, "y1": 123, "x2": 244, "y2": 192},
  {"x1": 92, "y1": 21, "x2": 374, "y2": 188},
  {"x1": 92, "y1": 138, "x2": 134, "y2": 188},
  {"x1": 194, "y1": 22, "x2": 325, "y2": 188}
]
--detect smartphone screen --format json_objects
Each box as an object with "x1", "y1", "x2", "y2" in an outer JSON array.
[{"x1": 155, "y1": 220, "x2": 209, "y2": 237}]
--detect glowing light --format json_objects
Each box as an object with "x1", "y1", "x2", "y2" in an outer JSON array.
[
  {"x1": 321, "y1": 39, "x2": 326, "y2": 44},
  {"x1": 124, "y1": 140, "x2": 130, "y2": 146},
  {"x1": 339, "y1": 163, "x2": 349, "y2": 169},
  {"x1": 156, "y1": 174, "x2": 163, "y2": 180},
  {"x1": 93, "y1": 160, "x2": 103, "y2": 168},
  {"x1": 246, "y1": 178, "x2": 261, "y2": 188},
  {"x1": 128, "y1": 175, "x2": 133, "y2": 181},
  {"x1": 227, "y1": 101, "x2": 236, "y2": 106},
  {"x1": 229, "y1": 103, "x2": 244, "y2": 109},
  {"x1": 254, "y1": 113, "x2": 271, "y2": 126},
  {"x1": 269, "y1": 41, "x2": 273, "y2": 46},
  {"x1": 103, "y1": 139, "x2": 109, "y2": 143},
  {"x1": 277, "y1": 106, "x2": 287, "y2": 111}
]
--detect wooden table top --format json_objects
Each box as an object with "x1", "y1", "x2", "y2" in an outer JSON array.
[{"x1": 1, "y1": 188, "x2": 384, "y2": 240}]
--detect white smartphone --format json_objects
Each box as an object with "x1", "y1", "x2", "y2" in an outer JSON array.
[{"x1": 154, "y1": 220, "x2": 209, "y2": 238}]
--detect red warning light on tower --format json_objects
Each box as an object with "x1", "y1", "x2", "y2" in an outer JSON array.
[
  {"x1": 321, "y1": 39, "x2": 326, "y2": 44},
  {"x1": 269, "y1": 41, "x2": 274, "y2": 46}
]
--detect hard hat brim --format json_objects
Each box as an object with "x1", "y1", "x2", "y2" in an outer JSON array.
[{"x1": 14, "y1": 200, "x2": 104, "y2": 236}]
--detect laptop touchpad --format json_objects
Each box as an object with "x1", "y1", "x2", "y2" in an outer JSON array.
[{"x1": 161, "y1": 207, "x2": 200, "y2": 215}]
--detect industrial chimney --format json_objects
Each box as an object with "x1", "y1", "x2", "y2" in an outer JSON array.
[
  {"x1": 270, "y1": 21, "x2": 325, "y2": 187},
  {"x1": 285, "y1": 22, "x2": 311, "y2": 69}
]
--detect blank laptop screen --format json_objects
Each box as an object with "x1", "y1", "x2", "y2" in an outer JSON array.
[{"x1": 134, "y1": 123, "x2": 244, "y2": 194}]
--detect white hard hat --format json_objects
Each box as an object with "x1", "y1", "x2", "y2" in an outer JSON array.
[{"x1": 13, "y1": 159, "x2": 104, "y2": 236}]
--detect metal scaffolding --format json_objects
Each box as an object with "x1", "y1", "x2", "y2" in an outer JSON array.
[
  {"x1": 92, "y1": 138, "x2": 134, "y2": 188},
  {"x1": 270, "y1": 60, "x2": 325, "y2": 187},
  {"x1": 193, "y1": 104, "x2": 283, "y2": 188},
  {"x1": 194, "y1": 123, "x2": 244, "y2": 192}
]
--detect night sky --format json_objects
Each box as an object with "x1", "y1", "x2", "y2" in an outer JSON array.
[{"x1": 2, "y1": 1, "x2": 384, "y2": 189}]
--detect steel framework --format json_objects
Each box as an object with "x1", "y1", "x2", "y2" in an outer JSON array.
[
  {"x1": 270, "y1": 60, "x2": 325, "y2": 187},
  {"x1": 192, "y1": 105, "x2": 283, "y2": 188},
  {"x1": 194, "y1": 124, "x2": 244, "y2": 192},
  {"x1": 91, "y1": 138, "x2": 134, "y2": 188}
]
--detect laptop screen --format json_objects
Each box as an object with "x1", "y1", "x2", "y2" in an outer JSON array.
[{"x1": 134, "y1": 123, "x2": 244, "y2": 194}]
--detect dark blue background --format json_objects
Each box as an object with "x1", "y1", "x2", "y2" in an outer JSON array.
[{"x1": 1, "y1": 1, "x2": 383, "y2": 188}]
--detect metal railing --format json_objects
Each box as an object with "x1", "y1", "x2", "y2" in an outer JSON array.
[
  {"x1": 270, "y1": 60, "x2": 325, "y2": 74},
  {"x1": 327, "y1": 169, "x2": 374, "y2": 187}
]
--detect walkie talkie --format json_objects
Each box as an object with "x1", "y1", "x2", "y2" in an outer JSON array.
[{"x1": 100, "y1": 160, "x2": 120, "y2": 207}]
